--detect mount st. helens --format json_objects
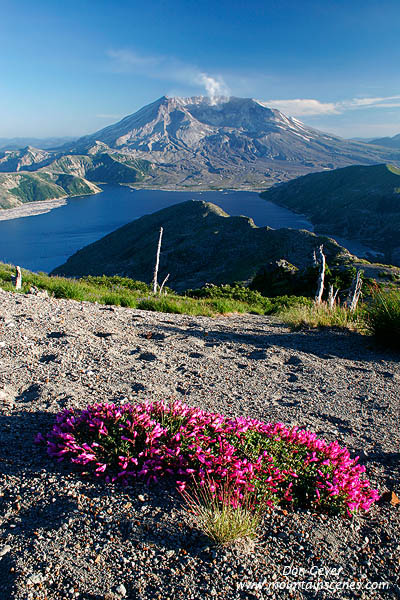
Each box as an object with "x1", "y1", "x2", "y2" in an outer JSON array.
[
  {"x1": 65, "y1": 96, "x2": 400, "y2": 189},
  {"x1": 1, "y1": 96, "x2": 400, "y2": 209}
]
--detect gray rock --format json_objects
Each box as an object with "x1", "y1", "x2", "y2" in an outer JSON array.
[
  {"x1": 0, "y1": 544, "x2": 11, "y2": 558},
  {"x1": 115, "y1": 583, "x2": 127, "y2": 597},
  {"x1": 27, "y1": 573, "x2": 45, "y2": 585}
]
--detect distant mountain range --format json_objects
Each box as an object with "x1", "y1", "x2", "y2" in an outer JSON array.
[
  {"x1": 1, "y1": 96, "x2": 400, "y2": 209},
  {"x1": 0, "y1": 136, "x2": 76, "y2": 151},
  {"x1": 368, "y1": 133, "x2": 400, "y2": 149},
  {"x1": 52, "y1": 200, "x2": 353, "y2": 290},
  {"x1": 260, "y1": 164, "x2": 400, "y2": 265}
]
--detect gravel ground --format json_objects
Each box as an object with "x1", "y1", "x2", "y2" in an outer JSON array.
[{"x1": 0, "y1": 288, "x2": 399, "y2": 600}]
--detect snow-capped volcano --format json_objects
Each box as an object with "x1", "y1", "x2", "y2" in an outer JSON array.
[
  {"x1": 69, "y1": 95, "x2": 400, "y2": 189},
  {"x1": 76, "y1": 95, "x2": 326, "y2": 151}
]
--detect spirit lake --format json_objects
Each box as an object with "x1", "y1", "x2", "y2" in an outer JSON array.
[{"x1": 0, "y1": 186, "x2": 375, "y2": 274}]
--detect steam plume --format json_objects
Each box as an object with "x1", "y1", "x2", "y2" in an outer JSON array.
[{"x1": 197, "y1": 73, "x2": 229, "y2": 102}]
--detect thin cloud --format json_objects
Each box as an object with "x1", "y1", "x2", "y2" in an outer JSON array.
[
  {"x1": 347, "y1": 95, "x2": 400, "y2": 108},
  {"x1": 265, "y1": 99, "x2": 339, "y2": 116},
  {"x1": 107, "y1": 49, "x2": 229, "y2": 100},
  {"x1": 267, "y1": 95, "x2": 400, "y2": 116}
]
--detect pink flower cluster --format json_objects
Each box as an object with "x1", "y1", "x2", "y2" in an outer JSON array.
[{"x1": 36, "y1": 400, "x2": 380, "y2": 515}]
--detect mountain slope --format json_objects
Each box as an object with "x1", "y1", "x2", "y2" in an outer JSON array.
[
  {"x1": 66, "y1": 96, "x2": 400, "y2": 189},
  {"x1": 52, "y1": 200, "x2": 352, "y2": 290},
  {"x1": 0, "y1": 146, "x2": 55, "y2": 172},
  {"x1": 0, "y1": 148, "x2": 151, "y2": 210},
  {"x1": 0, "y1": 172, "x2": 100, "y2": 209},
  {"x1": 260, "y1": 164, "x2": 400, "y2": 264},
  {"x1": 44, "y1": 152, "x2": 151, "y2": 184}
]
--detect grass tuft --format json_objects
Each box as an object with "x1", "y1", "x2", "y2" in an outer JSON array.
[
  {"x1": 278, "y1": 302, "x2": 363, "y2": 331},
  {"x1": 180, "y1": 477, "x2": 264, "y2": 546},
  {"x1": 364, "y1": 287, "x2": 400, "y2": 348}
]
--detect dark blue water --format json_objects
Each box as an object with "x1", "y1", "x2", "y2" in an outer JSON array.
[{"x1": 0, "y1": 186, "x2": 315, "y2": 273}]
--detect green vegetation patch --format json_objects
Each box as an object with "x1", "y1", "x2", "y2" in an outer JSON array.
[
  {"x1": 0, "y1": 263, "x2": 311, "y2": 318},
  {"x1": 2, "y1": 263, "x2": 400, "y2": 347},
  {"x1": 54, "y1": 174, "x2": 95, "y2": 196},
  {"x1": 9, "y1": 174, "x2": 66, "y2": 203}
]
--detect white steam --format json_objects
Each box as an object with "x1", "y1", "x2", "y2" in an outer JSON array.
[{"x1": 197, "y1": 73, "x2": 230, "y2": 102}]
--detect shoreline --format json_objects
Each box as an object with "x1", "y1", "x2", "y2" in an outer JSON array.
[
  {"x1": 127, "y1": 183, "x2": 267, "y2": 193},
  {"x1": 0, "y1": 197, "x2": 68, "y2": 222}
]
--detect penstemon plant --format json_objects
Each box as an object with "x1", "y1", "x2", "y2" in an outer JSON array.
[{"x1": 36, "y1": 400, "x2": 380, "y2": 516}]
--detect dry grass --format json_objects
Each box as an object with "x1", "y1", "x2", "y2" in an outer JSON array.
[{"x1": 278, "y1": 302, "x2": 364, "y2": 331}]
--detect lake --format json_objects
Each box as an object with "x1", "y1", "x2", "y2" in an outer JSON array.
[{"x1": 0, "y1": 186, "x2": 377, "y2": 273}]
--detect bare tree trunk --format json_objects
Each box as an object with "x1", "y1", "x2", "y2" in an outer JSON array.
[
  {"x1": 346, "y1": 270, "x2": 362, "y2": 312},
  {"x1": 327, "y1": 284, "x2": 339, "y2": 309},
  {"x1": 152, "y1": 227, "x2": 163, "y2": 294},
  {"x1": 159, "y1": 273, "x2": 170, "y2": 295},
  {"x1": 13, "y1": 266, "x2": 22, "y2": 290},
  {"x1": 314, "y1": 245, "x2": 326, "y2": 305}
]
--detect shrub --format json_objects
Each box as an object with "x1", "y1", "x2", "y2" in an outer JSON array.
[
  {"x1": 186, "y1": 283, "x2": 270, "y2": 306},
  {"x1": 364, "y1": 287, "x2": 400, "y2": 348},
  {"x1": 268, "y1": 295, "x2": 313, "y2": 314},
  {"x1": 185, "y1": 284, "x2": 313, "y2": 315},
  {"x1": 37, "y1": 400, "x2": 379, "y2": 517},
  {"x1": 250, "y1": 262, "x2": 368, "y2": 303},
  {"x1": 48, "y1": 281, "x2": 86, "y2": 300},
  {"x1": 81, "y1": 275, "x2": 153, "y2": 294},
  {"x1": 137, "y1": 296, "x2": 209, "y2": 315}
]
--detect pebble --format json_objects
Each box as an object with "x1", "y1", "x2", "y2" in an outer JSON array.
[
  {"x1": 0, "y1": 544, "x2": 11, "y2": 557},
  {"x1": 115, "y1": 583, "x2": 127, "y2": 597},
  {"x1": 27, "y1": 573, "x2": 45, "y2": 585}
]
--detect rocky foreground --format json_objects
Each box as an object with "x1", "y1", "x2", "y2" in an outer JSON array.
[{"x1": 0, "y1": 289, "x2": 399, "y2": 599}]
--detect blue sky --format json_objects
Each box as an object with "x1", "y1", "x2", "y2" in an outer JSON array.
[{"x1": 1, "y1": 0, "x2": 399, "y2": 138}]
